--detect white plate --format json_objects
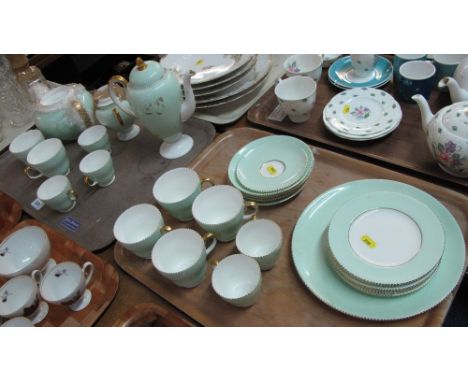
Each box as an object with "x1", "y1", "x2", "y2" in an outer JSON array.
[
  {"x1": 193, "y1": 54, "x2": 288, "y2": 124},
  {"x1": 195, "y1": 55, "x2": 272, "y2": 104},
  {"x1": 160, "y1": 54, "x2": 253, "y2": 85}
]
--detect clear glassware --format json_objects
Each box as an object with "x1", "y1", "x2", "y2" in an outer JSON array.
[{"x1": 0, "y1": 55, "x2": 34, "y2": 128}]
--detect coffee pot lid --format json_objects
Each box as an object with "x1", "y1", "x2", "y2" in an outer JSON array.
[{"x1": 128, "y1": 58, "x2": 164, "y2": 88}]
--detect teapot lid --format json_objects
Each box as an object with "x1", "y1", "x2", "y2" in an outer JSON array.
[
  {"x1": 440, "y1": 103, "x2": 468, "y2": 140},
  {"x1": 129, "y1": 58, "x2": 164, "y2": 88}
]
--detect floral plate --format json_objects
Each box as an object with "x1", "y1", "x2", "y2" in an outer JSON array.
[
  {"x1": 323, "y1": 88, "x2": 402, "y2": 140},
  {"x1": 291, "y1": 179, "x2": 465, "y2": 321},
  {"x1": 328, "y1": 55, "x2": 393, "y2": 89}
]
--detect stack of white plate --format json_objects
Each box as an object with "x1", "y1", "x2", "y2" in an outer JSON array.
[
  {"x1": 327, "y1": 191, "x2": 445, "y2": 297},
  {"x1": 160, "y1": 54, "x2": 272, "y2": 110},
  {"x1": 323, "y1": 88, "x2": 402, "y2": 141},
  {"x1": 227, "y1": 135, "x2": 314, "y2": 206}
]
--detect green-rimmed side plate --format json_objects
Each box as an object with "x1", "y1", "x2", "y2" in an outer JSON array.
[
  {"x1": 328, "y1": 191, "x2": 445, "y2": 286},
  {"x1": 291, "y1": 179, "x2": 465, "y2": 321},
  {"x1": 232, "y1": 135, "x2": 314, "y2": 194},
  {"x1": 228, "y1": 135, "x2": 314, "y2": 198}
]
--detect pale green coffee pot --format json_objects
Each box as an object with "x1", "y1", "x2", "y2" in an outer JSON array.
[{"x1": 108, "y1": 58, "x2": 196, "y2": 159}]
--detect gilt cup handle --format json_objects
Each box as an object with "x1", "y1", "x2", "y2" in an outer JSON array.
[
  {"x1": 108, "y1": 75, "x2": 135, "y2": 117},
  {"x1": 71, "y1": 100, "x2": 92, "y2": 128}
]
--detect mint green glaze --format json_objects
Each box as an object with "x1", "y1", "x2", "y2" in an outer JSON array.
[
  {"x1": 328, "y1": 191, "x2": 444, "y2": 285},
  {"x1": 95, "y1": 99, "x2": 135, "y2": 133},
  {"x1": 291, "y1": 179, "x2": 465, "y2": 321},
  {"x1": 235, "y1": 135, "x2": 314, "y2": 193},
  {"x1": 127, "y1": 66, "x2": 183, "y2": 142},
  {"x1": 35, "y1": 89, "x2": 94, "y2": 141},
  {"x1": 159, "y1": 185, "x2": 201, "y2": 221}
]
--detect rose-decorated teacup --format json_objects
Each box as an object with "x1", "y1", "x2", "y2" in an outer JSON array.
[
  {"x1": 9, "y1": 129, "x2": 45, "y2": 165},
  {"x1": 0, "y1": 275, "x2": 49, "y2": 324},
  {"x1": 33, "y1": 261, "x2": 94, "y2": 312},
  {"x1": 0, "y1": 226, "x2": 55, "y2": 279},
  {"x1": 77, "y1": 125, "x2": 111, "y2": 153},
  {"x1": 283, "y1": 54, "x2": 323, "y2": 81},
  {"x1": 94, "y1": 84, "x2": 140, "y2": 141},
  {"x1": 25, "y1": 138, "x2": 70, "y2": 179},
  {"x1": 192, "y1": 185, "x2": 258, "y2": 242},
  {"x1": 113, "y1": 203, "x2": 172, "y2": 259},
  {"x1": 211, "y1": 254, "x2": 262, "y2": 308},
  {"x1": 275, "y1": 76, "x2": 317, "y2": 123},
  {"x1": 37, "y1": 175, "x2": 77, "y2": 213},
  {"x1": 79, "y1": 149, "x2": 115, "y2": 187},
  {"x1": 153, "y1": 167, "x2": 214, "y2": 222},
  {"x1": 236, "y1": 218, "x2": 283, "y2": 271},
  {"x1": 350, "y1": 54, "x2": 376, "y2": 79},
  {"x1": 152, "y1": 228, "x2": 217, "y2": 288}
]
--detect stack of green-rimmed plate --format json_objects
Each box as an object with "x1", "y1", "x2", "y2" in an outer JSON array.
[
  {"x1": 292, "y1": 179, "x2": 465, "y2": 321},
  {"x1": 327, "y1": 191, "x2": 445, "y2": 297},
  {"x1": 228, "y1": 135, "x2": 314, "y2": 206}
]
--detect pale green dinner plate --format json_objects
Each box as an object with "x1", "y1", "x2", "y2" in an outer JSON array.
[
  {"x1": 291, "y1": 179, "x2": 465, "y2": 321},
  {"x1": 235, "y1": 135, "x2": 314, "y2": 194},
  {"x1": 328, "y1": 191, "x2": 445, "y2": 286}
]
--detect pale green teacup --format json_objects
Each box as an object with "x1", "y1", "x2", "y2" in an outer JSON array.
[
  {"x1": 79, "y1": 149, "x2": 115, "y2": 187},
  {"x1": 78, "y1": 125, "x2": 111, "y2": 153},
  {"x1": 152, "y1": 228, "x2": 217, "y2": 288},
  {"x1": 113, "y1": 203, "x2": 172, "y2": 259},
  {"x1": 25, "y1": 138, "x2": 70, "y2": 179},
  {"x1": 152, "y1": 167, "x2": 214, "y2": 222},
  {"x1": 37, "y1": 175, "x2": 77, "y2": 213},
  {"x1": 192, "y1": 185, "x2": 258, "y2": 242}
]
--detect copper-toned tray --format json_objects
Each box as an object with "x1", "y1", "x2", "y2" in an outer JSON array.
[
  {"x1": 0, "y1": 192, "x2": 22, "y2": 238},
  {"x1": 0, "y1": 220, "x2": 119, "y2": 326},
  {"x1": 114, "y1": 128, "x2": 468, "y2": 326},
  {"x1": 246, "y1": 72, "x2": 468, "y2": 189}
]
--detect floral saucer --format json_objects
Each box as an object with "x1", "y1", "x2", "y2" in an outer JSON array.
[
  {"x1": 323, "y1": 88, "x2": 402, "y2": 140},
  {"x1": 328, "y1": 55, "x2": 393, "y2": 89}
]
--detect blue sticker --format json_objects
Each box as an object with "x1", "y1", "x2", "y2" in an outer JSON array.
[{"x1": 59, "y1": 217, "x2": 81, "y2": 232}]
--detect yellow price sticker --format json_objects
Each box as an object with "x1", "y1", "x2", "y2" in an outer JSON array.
[
  {"x1": 361, "y1": 235, "x2": 377, "y2": 249},
  {"x1": 195, "y1": 59, "x2": 205, "y2": 66},
  {"x1": 343, "y1": 104, "x2": 350, "y2": 114},
  {"x1": 266, "y1": 165, "x2": 277, "y2": 176}
]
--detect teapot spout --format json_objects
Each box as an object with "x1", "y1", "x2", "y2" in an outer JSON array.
[
  {"x1": 411, "y1": 94, "x2": 434, "y2": 134},
  {"x1": 439, "y1": 77, "x2": 468, "y2": 102},
  {"x1": 180, "y1": 71, "x2": 196, "y2": 123}
]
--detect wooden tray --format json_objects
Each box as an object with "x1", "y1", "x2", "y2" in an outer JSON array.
[
  {"x1": 0, "y1": 192, "x2": 22, "y2": 238},
  {"x1": 0, "y1": 220, "x2": 119, "y2": 326},
  {"x1": 114, "y1": 127, "x2": 468, "y2": 326},
  {"x1": 246, "y1": 71, "x2": 468, "y2": 190},
  {"x1": 112, "y1": 303, "x2": 194, "y2": 327}
]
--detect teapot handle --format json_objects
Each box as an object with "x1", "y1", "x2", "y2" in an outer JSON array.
[{"x1": 108, "y1": 75, "x2": 136, "y2": 117}]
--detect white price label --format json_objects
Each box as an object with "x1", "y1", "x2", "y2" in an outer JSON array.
[{"x1": 31, "y1": 198, "x2": 45, "y2": 211}]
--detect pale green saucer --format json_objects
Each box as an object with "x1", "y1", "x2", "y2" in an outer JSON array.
[
  {"x1": 235, "y1": 136, "x2": 313, "y2": 193},
  {"x1": 292, "y1": 179, "x2": 465, "y2": 321},
  {"x1": 328, "y1": 191, "x2": 445, "y2": 286}
]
